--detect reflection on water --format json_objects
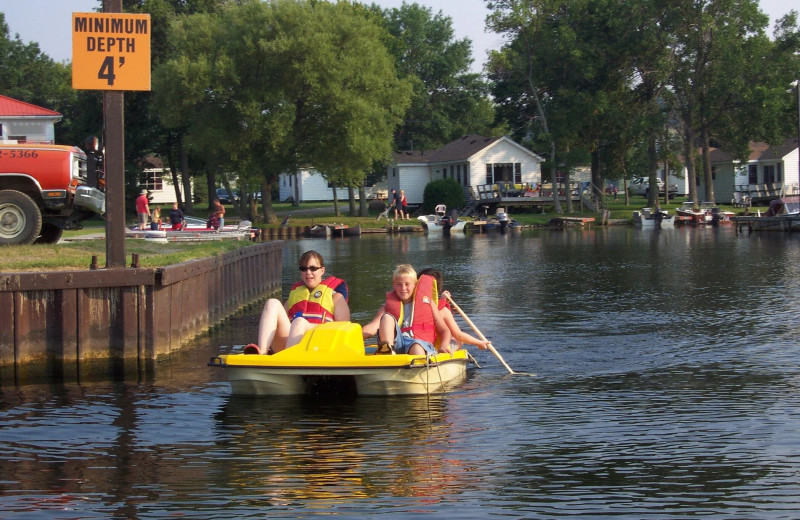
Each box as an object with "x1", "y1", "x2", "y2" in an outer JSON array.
[{"x1": 1, "y1": 226, "x2": 800, "y2": 518}]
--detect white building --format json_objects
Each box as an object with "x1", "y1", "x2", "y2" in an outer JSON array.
[
  {"x1": 139, "y1": 155, "x2": 192, "y2": 205},
  {"x1": 709, "y1": 139, "x2": 800, "y2": 203},
  {"x1": 0, "y1": 94, "x2": 60, "y2": 143},
  {"x1": 388, "y1": 135, "x2": 543, "y2": 205},
  {"x1": 277, "y1": 135, "x2": 544, "y2": 205}
]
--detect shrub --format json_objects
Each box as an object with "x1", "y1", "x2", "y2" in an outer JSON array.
[{"x1": 421, "y1": 178, "x2": 465, "y2": 214}]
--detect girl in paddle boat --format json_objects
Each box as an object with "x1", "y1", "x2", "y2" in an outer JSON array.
[
  {"x1": 361, "y1": 264, "x2": 452, "y2": 355},
  {"x1": 244, "y1": 250, "x2": 350, "y2": 355},
  {"x1": 418, "y1": 268, "x2": 491, "y2": 352}
]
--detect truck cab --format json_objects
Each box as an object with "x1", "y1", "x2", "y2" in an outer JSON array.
[{"x1": 0, "y1": 143, "x2": 106, "y2": 244}]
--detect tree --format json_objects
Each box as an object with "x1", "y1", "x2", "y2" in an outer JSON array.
[
  {"x1": 154, "y1": 0, "x2": 410, "y2": 223},
  {"x1": 377, "y1": 2, "x2": 497, "y2": 151}
]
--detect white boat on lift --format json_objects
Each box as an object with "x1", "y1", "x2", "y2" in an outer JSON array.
[
  {"x1": 417, "y1": 204, "x2": 466, "y2": 233},
  {"x1": 632, "y1": 207, "x2": 674, "y2": 229}
]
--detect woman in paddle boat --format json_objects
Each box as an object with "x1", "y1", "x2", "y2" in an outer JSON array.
[{"x1": 244, "y1": 250, "x2": 350, "y2": 354}]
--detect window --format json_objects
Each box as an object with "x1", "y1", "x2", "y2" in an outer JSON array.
[
  {"x1": 485, "y1": 163, "x2": 520, "y2": 184},
  {"x1": 777, "y1": 163, "x2": 783, "y2": 182},
  {"x1": 457, "y1": 164, "x2": 461, "y2": 184},
  {"x1": 748, "y1": 164, "x2": 758, "y2": 184},
  {"x1": 764, "y1": 165, "x2": 775, "y2": 184},
  {"x1": 711, "y1": 166, "x2": 716, "y2": 180},
  {"x1": 144, "y1": 172, "x2": 163, "y2": 191}
]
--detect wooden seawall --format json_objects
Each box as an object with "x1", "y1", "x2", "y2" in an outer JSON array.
[{"x1": 0, "y1": 242, "x2": 283, "y2": 382}]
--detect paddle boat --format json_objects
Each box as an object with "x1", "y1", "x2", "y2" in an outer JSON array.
[{"x1": 209, "y1": 321, "x2": 473, "y2": 396}]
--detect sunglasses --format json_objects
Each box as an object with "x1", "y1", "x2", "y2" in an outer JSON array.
[{"x1": 299, "y1": 265, "x2": 322, "y2": 272}]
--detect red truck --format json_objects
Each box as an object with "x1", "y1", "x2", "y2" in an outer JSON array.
[{"x1": 0, "y1": 142, "x2": 106, "y2": 244}]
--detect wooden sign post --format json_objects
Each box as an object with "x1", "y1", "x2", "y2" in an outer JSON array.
[{"x1": 72, "y1": 5, "x2": 151, "y2": 268}]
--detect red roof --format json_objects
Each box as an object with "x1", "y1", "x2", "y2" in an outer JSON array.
[{"x1": 0, "y1": 95, "x2": 61, "y2": 117}]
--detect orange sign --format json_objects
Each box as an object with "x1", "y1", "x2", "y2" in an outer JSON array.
[{"x1": 72, "y1": 12, "x2": 151, "y2": 91}]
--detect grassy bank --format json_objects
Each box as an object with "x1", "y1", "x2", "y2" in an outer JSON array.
[
  {"x1": 1, "y1": 196, "x2": 741, "y2": 272},
  {"x1": 0, "y1": 237, "x2": 253, "y2": 272}
]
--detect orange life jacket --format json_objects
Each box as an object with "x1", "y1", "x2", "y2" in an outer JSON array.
[{"x1": 384, "y1": 274, "x2": 438, "y2": 343}]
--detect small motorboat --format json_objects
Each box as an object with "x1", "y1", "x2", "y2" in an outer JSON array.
[
  {"x1": 675, "y1": 201, "x2": 715, "y2": 224},
  {"x1": 632, "y1": 208, "x2": 674, "y2": 229},
  {"x1": 417, "y1": 204, "x2": 466, "y2": 233},
  {"x1": 208, "y1": 321, "x2": 472, "y2": 396},
  {"x1": 417, "y1": 214, "x2": 466, "y2": 232}
]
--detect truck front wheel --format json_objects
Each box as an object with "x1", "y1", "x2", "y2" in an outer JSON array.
[
  {"x1": 35, "y1": 223, "x2": 64, "y2": 244},
  {"x1": 0, "y1": 190, "x2": 43, "y2": 245}
]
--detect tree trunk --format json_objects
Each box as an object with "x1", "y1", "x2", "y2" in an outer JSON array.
[
  {"x1": 591, "y1": 148, "x2": 602, "y2": 211},
  {"x1": 348, "y1": 186, "x2": 357, "y2": 216},
  {"x1": 179, "y1": 139, "x2": 193, "y2": 215},
  {"x1": 358, "y1": 185, "x2": 368, "y2": 216},
  {"x1": 332, "y1": 184, "x2": 340, "y2": 217},
  {"x1": 647, "y1": 138, "x2": 658, "y2": 207},
  {"x1": 701, "y1": 124, "x2": 715, "y2": 203},
  {"x1": 683, "y1": 122, "x2": 698, "y2": 206},
  {"x1": 261, "y1": 180, "x2": 278, "y2": 224}
]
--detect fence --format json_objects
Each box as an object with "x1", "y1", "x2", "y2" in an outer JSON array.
[{"x1": 0, "y1": 241, "x2": 282, "y2": 382}]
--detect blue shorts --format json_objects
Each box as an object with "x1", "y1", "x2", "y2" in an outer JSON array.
[
  {"x1": 396, "y1": 335, "x2": 436, "y2": 355},
  {"x1": 390, "y1": 318, "x2": 437, "y2": 355}
]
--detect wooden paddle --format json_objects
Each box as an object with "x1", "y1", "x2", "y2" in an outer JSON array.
[{"x1": 446, "y1": 295, "x2": 515, "y2": 375}]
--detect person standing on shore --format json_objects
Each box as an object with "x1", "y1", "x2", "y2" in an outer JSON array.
[
  {"x1": 391, "y1": 189, "x2": 403, "y2": 220},
  {"x1": 135, "y1": 190, "x2": 150, "y2": 230}
]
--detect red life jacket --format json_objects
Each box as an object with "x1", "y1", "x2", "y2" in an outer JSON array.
[
  {"x1": 384, "y1": 274, "x2": 438, "y2": 343},
  {"x1": 286, "y1": 276, "x2": 348, "y2": 324}
]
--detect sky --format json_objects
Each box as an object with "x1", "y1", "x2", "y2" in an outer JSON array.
[{"x1": 1, "y1": 0, "x2": 795, "y2": 76}]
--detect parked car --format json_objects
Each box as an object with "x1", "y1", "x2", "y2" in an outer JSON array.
[
  {"x1": 215, "y1": 188, "x2": 238, "y2": 204},
  {"x1": 628, "y1": 177, "x2": 678, "y2": 199}
]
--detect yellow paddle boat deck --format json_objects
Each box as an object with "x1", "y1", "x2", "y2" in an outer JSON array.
[{"x1": 209, "y1": 321, "x2": 473, "y2": 396}]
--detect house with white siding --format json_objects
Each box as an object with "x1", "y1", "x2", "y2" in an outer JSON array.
[
  {"x1": 277, "y1": 135, "x2": 543, "y2": 204},
  {"x1": 139, "y1": 155, "x2": 192, "y2": 205},
  {"x1": 708, "y1": 139, "x2": 800, "y2": 204},
  {"x1": 387, "y1": 135, "x2": 544, "y2": 205},
  {"x1": 278, "y1": 167, "x2": 356, "y2": 203}
]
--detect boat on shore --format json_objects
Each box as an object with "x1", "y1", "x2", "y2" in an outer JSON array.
[
  {"x1": 632, "y1": 208, "x2": 674, "y2": 228},
  {"x1": 126, "y1": 217, "x2": 254, "y2": 241},
  {"x1": 417, "y1": 214, "x2": 466, "y2": 233},
  {"x1": 675, "y1": 201, "x2": 715, "y2": 224},
  {"x1": 208, "y1": 321, "x2": 472, "y2": 396},
  {"x1": 306, "y1": 223, "x2": 361, "y2": 238}
]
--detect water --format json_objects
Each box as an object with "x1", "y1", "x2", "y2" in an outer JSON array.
[{"x1": 2, "y1": 226, "x2": 800, "y2": 518}]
